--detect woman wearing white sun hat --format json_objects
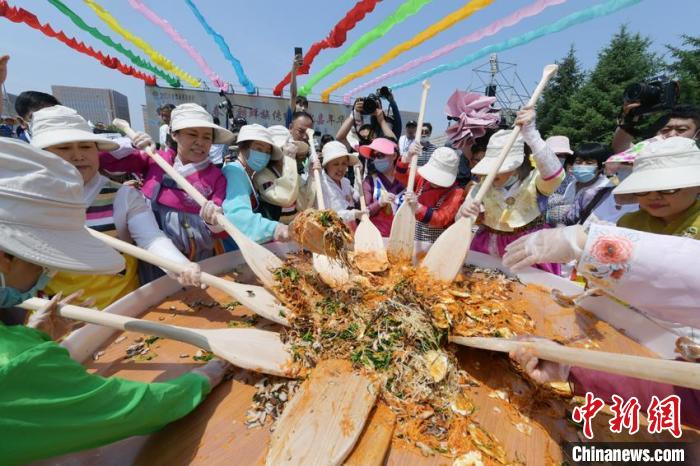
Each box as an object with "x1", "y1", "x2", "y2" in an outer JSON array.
[
  {"x1": 100, "y1": 103, "x2": 234, "y2": 278},
  {"x1": 200, "y1": 124, "x2": 292, "y2": 246},
  {"x1": 0, "y1": 139, "x2": 228, "y2": 465},
  {"x1": 398, "y1": 144, "x2": 466, "y2": 243},
  {"x1": 456, "y1": 106, "x2": 565, "y2": 274},
  {"x1": 320, "y1": 141, "x2": 364, "y2": 227},
  {"x1": 30, "y1": 105, "x2": 204, "y2": 309}
]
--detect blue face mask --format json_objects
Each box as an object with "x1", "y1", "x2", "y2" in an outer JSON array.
[
  {"x1": 373, "y1": 158, "x2": 392, "y2": 173},
  {"x1": 247, "y1": 149, "x2": 271, "y2": 172},
  {"x1": 617, "y1": 166, "x2": 633, "y2": 181},
  {"x1": 572, "y1": 164, "x2": 598, "y2": 183},
  {"x1": 0, "y1": 270, "x2": 52, "y2": 309},
  {"x1": 503, "y1": 174, "x2": 519, "y2": 189}
]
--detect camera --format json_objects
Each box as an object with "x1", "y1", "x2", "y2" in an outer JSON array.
[
  {"x1": 377, "y1": 86, "x2": 393, "y2": 100},
  {"x1": 217, "y1": 101, "x2": 230, "y2": 110},
  {"x1": 623, "y1": 76, "x2": 680, "y2": 116},
  {"x1": 357, "y1": 93, "x2": 381, "y2": 115}
]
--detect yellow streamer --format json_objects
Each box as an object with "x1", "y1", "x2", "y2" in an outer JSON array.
[
  {"x1": 321, "y1": 0, "x2": 494, "y2": 101},
  {"x1": 83, "y1": 0, "x2": 200, "y2": 87}
]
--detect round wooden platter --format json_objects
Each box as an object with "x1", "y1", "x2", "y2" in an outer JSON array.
[{"x1": 38, "y1": 270, "x2": 698, "y2": 466}]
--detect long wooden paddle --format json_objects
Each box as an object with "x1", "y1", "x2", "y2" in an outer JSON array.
[
  {"x1": 387, "y1": 80, "x2": 430, "y2": 261},
  {"x1": 451, "y1": 336, "x2": 700, "y2": 390},
  {"x1": 352, "y1": 164, "x2": 388, "y2": 273},
  {"x1": 87, "y1": 229, "x2": 290, "y2": 326},
  {"x1": 266, "y1": 359, "x2": 379, "y2": 466},
  {"x1": 307, "y1": 129, "x2": 351, "y2": 288},
  {"x1": 421, "y1": 64, "x2": 559, "y2": 281},
  {"x1": 112, "y1": 118, "x2": 282, "y2": 289},
  {"x1": 344, "y1": 403, "x2": 396, "y2": 466},
  {"x1": 19, "y1": 298, "x2": 293, "y2": 377}
]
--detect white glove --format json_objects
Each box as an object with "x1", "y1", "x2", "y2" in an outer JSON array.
[
  {"x1": 351, "y1": 209, "x2": 369, "y2": 220},
  {"x1": 514, "y1": 105, "x2": 536, "y2": 128},
  {"x1": 509, "y1": 338, "x2": 570, "y2": 385},
  {"x1": 132, "y1": 131, "x2": 155, "y2": 150},
  {"x1": 503, "y1": 225, "x2": 587, "y2": 271},
  {"x1": 402, "y1": 191, "x2": 417, "y2": 207},
  {"x1": 191, "y1": 358, "x2": 231, "y2": 388},
  {"x1": 199, "y1": 200, "x2": 223, "y2": 227},
  {"x1": 404, "y1": 141, "x2": 421, "y2": 163},
  {"x1": 27, "y1": 290, "x2": 92, "y2": 340},
  {"x1": 378, "y1": 193, "x2": 395, "y2": 207},
  {"x1": 456, "y1": 198, "x2": 482, "y2": 220},
  {"x1": 273, "y1": 223, "x2": 290, "y2": 242},
  {"x1": 282, "y1": 141, "x2": 297, "y2": 159},
  {"x1": 168, "y1": 262, "x2": 204, "y2": 289}
]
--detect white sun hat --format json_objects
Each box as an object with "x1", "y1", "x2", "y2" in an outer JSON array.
[
  {"x1": 472, "y1": 129, "x2": 525, "y2": 175},
  {"x1": 169, "y1": 103, "x2": 235, "y2": 145},
  {"x1": 30, "y1": 105, "x2": 120, "y2": 151},
  {"x1": 267, "y1": 125, "x2": 292, "y2": 161},
  {"x1": 613, "y1": 137, "x2": 700, "y2": 200},
  {"x1": 321, "y1": 141, "x2": 359, "y2": 167},
  {"x1": 0, "y1": 138, "x2": 125, "y2": 274},
  {"x1": 546, "y1": 135, "x2": 573, "y2": 155},
  {"x1": 418, "y1": 146, "x2": 460, "y2": 187},
  {"x1": 237, "y1": 124, "x2": 283, "y2": 160}
]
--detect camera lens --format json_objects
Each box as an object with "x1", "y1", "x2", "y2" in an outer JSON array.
[{"x1": 362, "y1": 95, "x2": 378, "y2": 115}]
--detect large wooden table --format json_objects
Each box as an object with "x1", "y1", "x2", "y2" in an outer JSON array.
[{"x1": 37, "y1": 250, "x2": 698, "y2": 466}]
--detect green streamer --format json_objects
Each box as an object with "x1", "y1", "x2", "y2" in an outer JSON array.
[
  {"x1": 298, "y1": 0, "x2": 433, "y2": 97},
  {"x1": 47, "y1": 0, "x2": 181, "y2": 87}
]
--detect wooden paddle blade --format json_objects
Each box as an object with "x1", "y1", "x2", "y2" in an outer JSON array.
[
  {"x1": 344, "y1": 403, "x2": 396, "y2": 466},
  {"x1": 210, "y1": 277, "x2": 290, "y2": 326},
  {"x1": 386, "y1": 202, "x2": 415, "y2": 260},
  {"x1": 313, "y1": 254, "x2": 351, "y2": 288},
  {"x1": 206, "y1": 328, "x2": 294, "y2": 377},
  {"x1": 421, "y1": 217, "x2": 473, "y2": 281},
  {"x1": 266, "y1": 359, "x2": 379, "y2": 466},
  {"x1": 353, "y1": 220, "x2": 388, "y2": 273}
]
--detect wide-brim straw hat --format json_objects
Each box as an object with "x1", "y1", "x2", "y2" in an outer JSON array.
[
  {"x1": 30, "y1": 105, "x2": 120, "y2": 151},
  {"x1": 417, "y1": 146, "x2": 460, "y2": 187},
  {"x1": 613, "y1": 137, "x2": 700, "y2": 203},
  {"x1": 267, "y1": 125, "x2": 293, "y2": 161},
  {"x1": 170, "y1": 103, "x2": 235, "y2": 145},
  {"x1": 237, "y1": 124, "x2": 283, "y2": 160},
  {"x1": 321, "y1": 141, "x2": 359, "y2": 167},
  {"x1": 472, "y1": 129, "x2": 525, "y2": 175},
  {"x1": 0, "y1": 138, "x2": 124, "y2": 273}
]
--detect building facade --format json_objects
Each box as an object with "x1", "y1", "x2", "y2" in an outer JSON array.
[{"x1": 52, "y1": 85, "x2": 130, "y2": 125}]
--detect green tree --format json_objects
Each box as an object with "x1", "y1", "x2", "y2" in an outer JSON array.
[
  {"x1": 537, "y1": 45, "x2": 585, "y2": 138},
  {"x1": 667, "y1": 35, "x2": 700, "y2": 105},
  {"x1": 552, "y1": 26, "x2": 663, "y2": 147}
]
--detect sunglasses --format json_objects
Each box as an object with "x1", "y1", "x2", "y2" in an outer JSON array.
[{"x1": 632, "y1": 189, "x2": 681, "y2": 197}]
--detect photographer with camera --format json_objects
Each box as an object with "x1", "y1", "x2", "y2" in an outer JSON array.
[
  {"x1": 335, "y1": 86, "x2": 400, "y2": 151},
  {"x1": 612, "y1": 77, "x2": 699, "y2": 153},
  {"x1": 285, "y1": 50, "x2": 309, "y2": 128}
]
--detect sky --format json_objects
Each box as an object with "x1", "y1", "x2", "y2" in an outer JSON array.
[{"x1": 2, "y1": 0, "x2": 699, "y2": 134}]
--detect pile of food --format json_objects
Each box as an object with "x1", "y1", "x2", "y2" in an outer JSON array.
[
  {"x1": 245, "y1": 252, "x2": 573, "y2": 463},
  {"x1": 288, "y1": 209, "x2": 353, "y2": 261}
]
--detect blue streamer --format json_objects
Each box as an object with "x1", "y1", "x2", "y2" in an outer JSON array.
[
  {"x1": 184, "y1": 0, "x2": 256, "y2": 94},
  {"x1": 391, "y1": 0, "x2": 643, "y2": 90}
]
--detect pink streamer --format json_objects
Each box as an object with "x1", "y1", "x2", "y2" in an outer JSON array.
[
  {"x1": 343, "y1": 0, "x2": 567, "y2": 103},
  {"x1": 128, "y1": 0, "x2": 226, "y2": 91}
]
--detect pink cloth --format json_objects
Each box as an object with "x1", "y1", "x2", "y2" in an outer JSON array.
[
  {"x1": 99, "y1": 148, "x2": 226, "y2": 213},
  {"x1": 470, "y1": 223, "x2": 561, "y2": 275}
]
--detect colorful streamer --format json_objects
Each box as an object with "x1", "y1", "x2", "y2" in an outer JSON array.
[
  {"x1": 0, "y1": 1, "x2": 156, "y2": 85},
  {"x1": 345, "y1": 0, "x2": 567, "y2": 103},
  {"x1": 83, "y1": 0, "x2": 200, "y2": 87},
  {"x1": 272, "y1": 0, "x2": 380, "y2": 96},
  {"x1": 184, "y1": 0, "x2": 256, "y2": 94},
  {"x1": 390, "y1": 0, "x2": 643, "y2": 90},
  {"x1": 128, "y1": 0, "x2": 226, "y2": 91},
  {"x1": 298, "y1": 0, "x2": 434, "y2": 98},
  {"x1": 322, "y1": 0, "x2": 496, "y2": 102},
  {"x1": 46, "y1": 0, "x2": 181, "y2": 87}
]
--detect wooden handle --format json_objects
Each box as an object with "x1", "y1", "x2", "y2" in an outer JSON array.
[
  {"x1": 472, "y1": 64, "x2": 557, "y2": 203},
  {"x1": 406, "y1": 80, "x2": 431, "y2": 194},
  {"x1": 451, "y1": 336, "x2": 700, "y2": 390},
  {"x1": 354, "y1": 164, "x2": 367, "y2": 212},
  {"x1": 19, "y1": 298, "x2": 208, "y2": 349}
]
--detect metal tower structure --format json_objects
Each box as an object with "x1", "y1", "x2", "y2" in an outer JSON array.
[{"x1": 468, "y1": 54, "x2": 531, "y2": 127}]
